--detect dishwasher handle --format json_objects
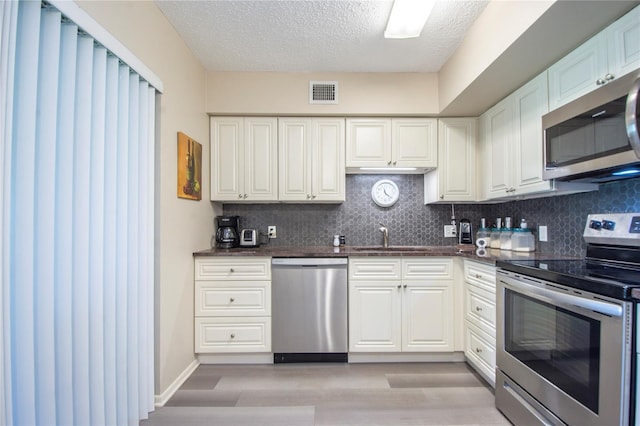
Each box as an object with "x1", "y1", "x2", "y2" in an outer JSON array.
[{"x1": 272, "y1": 257, "x2": 348, "y2": 266}]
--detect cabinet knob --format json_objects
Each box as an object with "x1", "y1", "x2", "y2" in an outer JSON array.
[
  {"x1": 439, "y1": 194, "x2": 444, "y2": 199},
  {"x1": 605, "y1": 73, "x2": 614, "y2": 81},
  {"x1": 229, "y1": 268, "x2": 235, "y2": 273},
  {"x1": 230, "y1": 297, "x2": 235, "y2": 303},
  {"x1": 230, "y1": 333, "x2": 235, "y2": 339},
  {"x1": 243, "y1": 194, "x2": 248, "y2": 199},
  {"x1": 238, "y1": 194, "x2": 243, "y2": 198},
  {"x1": 312, "y1": 194, "x2": 316, "y2": 199},
  {"x1": 307, "y1": 194, "x2": 311, "y2": 199},
  {"x1": 475, "y1": 274, "x2": 482, "y2": 279},
  {"x1": 403, "y1": 284, "x2": 407, "y2": 289},
  {"x1": 397, "y1": 285, "x2": 402, "y2": 289},
  {"x1": 475, "y1": 306, "x2": 482, "y2": 312},
  {"x1": 475, "y1": 347, "x2": 482, "y2": 353},
  {"x1": 596, "y1": 78, "x2": 606, "y2": 85},
  {"x1": 387, "y1": 161, "x2": 392, "y2": 166},
  {"x1": 393, "y1": 161, "x2": 397, "y2": 166}
]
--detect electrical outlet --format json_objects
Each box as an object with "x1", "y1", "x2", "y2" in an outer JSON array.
[
  {"x1": 538, "y1": 225, "x2": 548, "y2": 242},
  {"x1": 444, "y1": 225, "x2": 457, "y2": 238},
  {"x1": 268, "y1": 226, "x2": 277, "y2": 239}
]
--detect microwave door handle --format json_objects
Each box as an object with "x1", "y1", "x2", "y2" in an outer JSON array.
[{"x1": 626, "y1": 75, "x2": 640, "y2": 159}]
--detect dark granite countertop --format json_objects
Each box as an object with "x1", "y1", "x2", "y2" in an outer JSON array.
[{"x1": 193, "y1": 245, "x2": 574, "y2": 265}]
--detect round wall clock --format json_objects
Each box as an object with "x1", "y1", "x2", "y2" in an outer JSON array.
[{"x1": 371, "y1": 179, "x2": 399, "y2": 207}]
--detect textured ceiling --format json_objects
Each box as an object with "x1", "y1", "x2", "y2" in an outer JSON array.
[{"x1": 155, "y1": 0, "x2": 489, "y2": 72}]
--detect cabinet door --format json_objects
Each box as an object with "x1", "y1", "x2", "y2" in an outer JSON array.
[
  {"x1": 481, "y1": 98, "x2": 514, "y2": 199},
  {"x1": 428, "y1": 118, "x2": 477, "y2": 202},
  {"x1": 548, "y1": 33, "x2": 609, "y2": 111},
  {"x1": 391, "y1": 118, "x2": 437, "y2": 169},
  {"x1": 349, "y1": 280, "x2": 401, "y2": 352},
  {"x1": 210, "y1": 117, "x2": 243, "y2": 201},
  {"x1": 608, "y1": 5, "x2": 640, "y2": 80},
  {"x1": 278, "y1": 118, "x2": 312, "y2": 201},
  {"x1": 512, "y1": 72, "x2": 552, "y2": 195},
  {"x1": 244, "y1": 117, "x2": 278, "y2": 201},
  {"x1": 346, "y1": 118, "x2": 392, "y2": 168},
  {"x1": 402, "y1": 280, "x2": 454, "y2": 352},
  {"x1": 311, "y1": 118, "x2": 345, "y2": 201}
]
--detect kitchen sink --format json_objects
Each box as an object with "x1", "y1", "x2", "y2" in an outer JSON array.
[{"x1": 351, "y1": 246, "x2": 433, "y2": 252}]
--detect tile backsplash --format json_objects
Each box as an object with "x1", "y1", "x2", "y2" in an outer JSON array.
[{"x1": 221, "y1": 175, "x2": 640, "y2": 257}]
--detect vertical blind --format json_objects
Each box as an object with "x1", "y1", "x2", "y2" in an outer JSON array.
[{"x1": 2, "y1": 1, "x2": 156, "y2": 424}]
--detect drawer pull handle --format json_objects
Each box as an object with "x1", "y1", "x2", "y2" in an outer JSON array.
[
  {"x1": 230, "y1": 297, "x2": 235, "y2": 303},
  {"x1": 475, "y1": 306, "x2": 482, "y2": 312},
  {"x1": 475, "y1": 347, "x2": 482, "y2": 353},
  {"x1": 230, "y1": 333, "x2": 235, "y2": 339}
]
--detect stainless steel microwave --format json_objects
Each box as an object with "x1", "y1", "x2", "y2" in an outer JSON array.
[{"x1": 542, "y1": 70, "x2": 640, "y2": 183}]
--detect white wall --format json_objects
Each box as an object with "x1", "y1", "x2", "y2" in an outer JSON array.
[{"x1": 77, "y1": 1, "x2": 220, "y2": 396}]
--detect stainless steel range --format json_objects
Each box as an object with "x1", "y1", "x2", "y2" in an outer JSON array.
[{"x1": 496, "y1": 213, "x2": 640, "y2": 426}]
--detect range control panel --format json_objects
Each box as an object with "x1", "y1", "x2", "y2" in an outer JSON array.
[{"x1": 584, "y1": 213, "x2": 640, "y2": 246}]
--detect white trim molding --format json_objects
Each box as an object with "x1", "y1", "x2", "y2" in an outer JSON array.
[{"x1": 154, "y1": 358, "x2": 200, "y2": 407}]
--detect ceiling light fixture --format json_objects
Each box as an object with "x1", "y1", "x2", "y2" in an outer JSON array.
[{"x1": 384, "y1": 0, "x2": 436, "y2": 39}]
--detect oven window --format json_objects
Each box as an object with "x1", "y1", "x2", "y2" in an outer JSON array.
[
  {"x1": 545, "y1": 95, "x2": 629, "y2": 167},
  {"x1": 504, "y1": 289, "x2": 600, "y2": 413}
]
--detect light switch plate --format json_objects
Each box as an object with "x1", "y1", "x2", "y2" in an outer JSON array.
[
  {"x1": 444, "y1": 225, "x2": 457, "y2": 238},
  {"x1": 539, "y1": 225, "x2": 548, "y2": 242}
]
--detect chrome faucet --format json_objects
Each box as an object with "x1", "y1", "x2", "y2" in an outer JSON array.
[{"x1": 379, "y1": 223, "x2": 389, "y2": 248}]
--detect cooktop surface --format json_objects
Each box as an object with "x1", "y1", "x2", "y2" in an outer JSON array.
[{"x1": 497, "y1": 259, "x2": 640, "y2": 300}]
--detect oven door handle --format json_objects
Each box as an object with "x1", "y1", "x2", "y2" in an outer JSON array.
[{"x1": 502, "y1": 277, "x2": 623, "y2": 317}]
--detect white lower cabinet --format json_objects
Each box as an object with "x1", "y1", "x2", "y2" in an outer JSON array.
[
  {"x1": 194, "y1": 257, "x2": 272, "y2": 353},
  {"x1": 463, "y1": 260, "x2": 496, "y2": 387},
  {"x1": 349, "y1": 257, "x2": 454, "y2": 353}
]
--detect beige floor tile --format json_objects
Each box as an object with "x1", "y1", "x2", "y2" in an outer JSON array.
[{"x1": 141, "y1": 406, "x2": 315, "y2": 426}]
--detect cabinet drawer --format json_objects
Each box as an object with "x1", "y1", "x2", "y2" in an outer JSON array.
[
  {"x1": 195, "y1": 317, "x2": 271, "y2": 353},
  {"x1": 464, "y1": 260, "x2": 496, "y2": 292},
  {"x1": 465, "y1": 321, "x2": 496, "y2": 386},
  {"x1": 195, "y1": 257, "x2": 271, "y2": 280},
  {"x1": 349, "y1": 257, "x2": 401, "y2": 280},
  {"x1": 465, "y1": 283, "x2": 496, "y2": 335},
  {"x1": 195, "y1": 281, "x2": 271, "y2": 317},
  {"x1": 402, "y1": 258, "x2": 453, "y2": 279}
]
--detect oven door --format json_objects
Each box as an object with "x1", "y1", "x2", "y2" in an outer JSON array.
[{"x1": 496, "y1": 270, "x2": 633, "y2": 426}]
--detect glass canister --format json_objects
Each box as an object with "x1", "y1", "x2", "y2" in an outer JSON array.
[
  {"x1": 489, "y1": 227, "x2": 502, "y2": 249},
  {"x1": 499, "y1": 227, "x2": 513, "y2": 250},
  {"x1": 475, "y1": 227, "x2": 491, "y2": 248},
  {"x1": 512, "y1": 228, "x2": 535, "y2": 252}
]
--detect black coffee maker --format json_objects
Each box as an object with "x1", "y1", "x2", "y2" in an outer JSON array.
[{"x1": 215, "y1": 216, "x2": 240, "y2": 249}]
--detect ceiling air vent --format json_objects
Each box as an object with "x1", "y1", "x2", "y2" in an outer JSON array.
[{"x1": 309, "y1": 81, "x2": 338, "y2": 104}]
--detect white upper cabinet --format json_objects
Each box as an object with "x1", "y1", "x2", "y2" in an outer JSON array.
[
  {"x1": 548, "y1": 5, "x2": 640, "y2": 111},
  {"x1": 424, "y1": 118, "x2": 477, "y2": 204},
  {"x1": 480, "y1": 73, "x2": 598, "y2": 201},
  {"x1": 278, "y1": 117, "x2": 345, "y2": 202},
  {"x1": 346, "y1": 118, "x2": 437, "y2": 173},
  {"x1": 210, "y1": 117, "x2": 278, "y2": 202}
]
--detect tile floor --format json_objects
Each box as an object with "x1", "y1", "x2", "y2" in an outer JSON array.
[{"x1": 141, "y1": 362, "x2": 510, "y2": 426}]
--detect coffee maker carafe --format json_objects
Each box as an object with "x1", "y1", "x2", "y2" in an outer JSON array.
[{"x1": 215, "y1": 216, "x2": 240, "y2": 249}]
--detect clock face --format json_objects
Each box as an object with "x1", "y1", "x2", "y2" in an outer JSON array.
[{"x1": 371, "y1": 179, "x2": 399, "y2": 207}]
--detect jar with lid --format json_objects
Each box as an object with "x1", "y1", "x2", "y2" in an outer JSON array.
[
  {"x1": 489, "y1": 227, "x2": 502, "y2": 249},
  {"x1": 499, "y1": 227, "x2": 513, "y2": 250},
  {"x1": 511, "y1": 228, "x2": 535, "y2": 252}
]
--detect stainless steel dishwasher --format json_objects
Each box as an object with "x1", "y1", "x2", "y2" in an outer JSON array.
[{"x1": 271, "y1": 258, "x2": 348, "y2": 363}]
